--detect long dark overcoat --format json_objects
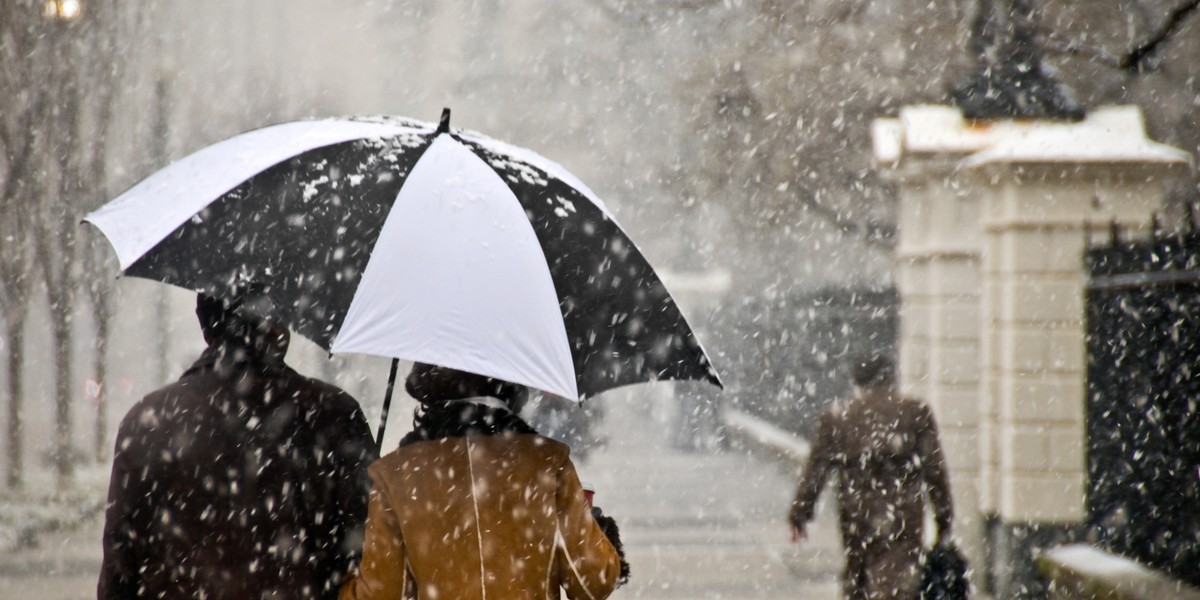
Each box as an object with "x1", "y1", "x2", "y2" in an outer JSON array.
[{"x1": 98, "y1": 345, "x2": 377, "y2": 600}]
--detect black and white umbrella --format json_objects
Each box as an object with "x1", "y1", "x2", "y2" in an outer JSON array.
[{"x1": 86, "y1": 110, "x2": 721, "y2": 426}]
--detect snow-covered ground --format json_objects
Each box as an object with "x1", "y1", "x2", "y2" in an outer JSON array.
[{"x1": 0, "y1": 465, "x2": 109, "y2": 553}]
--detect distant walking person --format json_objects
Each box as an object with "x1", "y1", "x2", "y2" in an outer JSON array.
[
  {"x1": 788, "y1": 353, "x2": 953, "y2": 600},
  {"x1": 99, "y1": 289, "x2": 377, "y2": 600}
]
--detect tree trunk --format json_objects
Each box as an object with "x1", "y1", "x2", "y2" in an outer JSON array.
[
  {"x1": 6, "y1": 324, "x2": 24, "y2": 491},
  {"x1": 50, "y1": 288, "x2": 75, "y2": 491},
  {"x1": 93, "y1": 298, "x2": 110, "y2": 460}
]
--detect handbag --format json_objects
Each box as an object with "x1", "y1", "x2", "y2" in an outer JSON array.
[{"x1": 919, "y1": 542, "x2": 969, "y2": 600}]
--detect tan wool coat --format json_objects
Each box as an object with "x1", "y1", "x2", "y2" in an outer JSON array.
[
  {"x1": 790, "y1": 384, "x2": 954, "y2": 600},
  {"x1": 340, "y1": 432, "x2": 621, "y2": 600}
]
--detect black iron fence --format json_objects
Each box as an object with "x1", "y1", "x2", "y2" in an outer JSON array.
[{"x1": 1085, "y1": 228, "x2": 1200, "y2": 586}]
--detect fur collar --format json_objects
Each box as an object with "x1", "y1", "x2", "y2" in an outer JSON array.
[{"x1": 399, "y1": 396, "x2": 537, "y2": 447}]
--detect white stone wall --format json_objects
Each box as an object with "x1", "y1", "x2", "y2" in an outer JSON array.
[
  {"x1": 978, "y1": 171, "x2": 1170, "y2": 522},
  {"x1": 891, "y1": 167, "x2": 988, "y2": 576}
]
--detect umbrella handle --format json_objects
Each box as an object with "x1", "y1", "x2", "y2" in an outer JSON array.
[{"x1": 375, "y1": 358, "x2": 400, "y2": 451}]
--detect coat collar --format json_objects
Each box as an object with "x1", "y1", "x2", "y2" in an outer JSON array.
[
  {"x1": 183, "y1": 341, "x2": 288, "y2": 378},
  {"x1": 399, "y1": 396, "x2": 536, "y2": 448}
]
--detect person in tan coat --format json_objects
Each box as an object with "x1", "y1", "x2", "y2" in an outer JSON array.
[
  {"x1": 340, "y1": 363, "x2": 624, "y2": 600},
  {"x1": 789, "y1": 354, "x2": 953, "y2": 600}
]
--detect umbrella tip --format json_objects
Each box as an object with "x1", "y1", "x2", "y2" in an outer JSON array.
[{"x1": 437, "y1": 108, "x2": 451, "y2": 134}]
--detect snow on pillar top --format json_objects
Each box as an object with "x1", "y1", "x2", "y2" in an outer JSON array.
[{"x1": 873, "y1": 105, "x2": 1191, "y2": 171}]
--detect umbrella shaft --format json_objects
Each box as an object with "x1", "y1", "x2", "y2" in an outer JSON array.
[{"x1": 376, "y1": 358, "x2": 400, "y2": 451}]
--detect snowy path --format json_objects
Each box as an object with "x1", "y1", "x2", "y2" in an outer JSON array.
[
  {"x1": 576, "y1": 389, "x2": 841, "y2": 600},
  {"x1": 0, "y1": 516, "x2": 103, "y2": 600}
]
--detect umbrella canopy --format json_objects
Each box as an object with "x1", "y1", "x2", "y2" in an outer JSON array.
[{"x1": 85, "y1": 110, "x2": 721, "y2": 402}]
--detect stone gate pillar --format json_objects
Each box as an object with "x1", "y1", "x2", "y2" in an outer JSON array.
[
  {"x1": 873, "y1": 105, "x2": 1190, "y2": 598},
  {"x1": 873, "y1": 106, "x2": 993, "y2": 583}
]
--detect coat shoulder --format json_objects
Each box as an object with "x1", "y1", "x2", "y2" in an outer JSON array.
[
  {"x1": 275, "y1": 370, "x2": 371, "y2": 435},
  {"x1": 385, "y1": 433, "x2": 569, "y2": 459},
  {"x1": 518, "y1": 433, "x2": 571, "y2": 456},
  {"x1": 287, "y1": 370, "x2": 361, "y2": 409},
  {"x1": 820, "y1": 398, "x2": 854, "y2": 426},
  {"x1": 118, "y1": 378, "x2": 195, "y2": 432},
  {"x1": 368, "y1": 433, "x2": 569, "y2": 492},
  {"x1": 898, "y1": 396, "x2": 935, "y2": 418},
  {"x1": 505, "y1": 433, "x2": 572, "y2": 468}
]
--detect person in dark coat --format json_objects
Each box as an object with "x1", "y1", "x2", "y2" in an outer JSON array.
[
  {"x1": 789, "y1": 354, "x2": 954, "y2": 600},
  {"x1": 98, "y1": 290, "x2": 378, "y2": 600}
]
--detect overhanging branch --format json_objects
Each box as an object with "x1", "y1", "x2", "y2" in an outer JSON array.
[
  {"x1": 1030, "y1": 0, "x2": 1200, "y2": 73},
  {"x1": 1122, "y1": 0, "x2": 1200, "y2": 71}
]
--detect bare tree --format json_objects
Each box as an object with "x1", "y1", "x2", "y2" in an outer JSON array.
[
  {"x1": 32, "y1": 8, "x2": 87, "y2": 489},
  {"x1": 75, "y1": 2, "x2": 132, "y2": 461},
  {"x1": 978, "y1": 0, "x2": 1200, "y2": 216},
  {"x1": 0, "y1": 0, "x2": 57, "y2": 491},
  {"x1": 44, "y1": 0, "x2": 135, "y2": 485},
  {"x1": 1031, "y1": 0, "x2": 1200, "y2": 72},
  {"x1": 0, "y1": 0, "x2": 133, "y2": 488},
  {"x1": 612, "y1": 0, "x2": 946, "y2": 289}
]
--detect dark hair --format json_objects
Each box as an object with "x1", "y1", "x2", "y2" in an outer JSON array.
[
  {"x1": 402, "y1": 400, "x2": 538, "y2": 447},
  {"x1": 850, "y1": 353, "x2": 896, "y2": 387},
  {"x1": 195, "y1": 284, "x2": 276, "y2": 345},
  {"x1": 196, "y1": 293, "x2": 252, "y2": 342},
  {"x1": 407, "y1": 362, "x2": 525, "y2": 408}
]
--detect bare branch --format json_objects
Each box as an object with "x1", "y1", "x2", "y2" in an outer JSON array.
[
  {"x1": 1122, "y1": 0, "x2": 1200, "y2": 71},
  {"x1": 789, "y1": 181, "x2": 895, "y2": 249},
  {"x1": 1028, "y1": 0, "x2": 1200, "y2": 73},
  {"x1": 1035, "y1": 31, "x2": 1126, "y2": 68}
]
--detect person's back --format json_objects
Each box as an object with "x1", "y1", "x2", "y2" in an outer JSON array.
[
  {"x1": 827, "y1": 388, "x2": 944, "y2": 548},
  {"x1": 340, "y1": 363, "x2": 622, "y2": 600},
  {"x1": 789, "y1": 354, "x2": 952, "y2": 600},
  {"x1": 99, "y1": 292, "x2": 377, "y2": 600},
  {"x1": 369, "y1": 433, "x2": 613, "y2": 599}
]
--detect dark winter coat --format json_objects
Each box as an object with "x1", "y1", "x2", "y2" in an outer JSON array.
[
  {"x1": 790, "y1": 384, "x2": 954, "y2": 600},
  {"x1": 98, "y1": 343, "x2": 377, "y2": 600},
  {"x1": 339, "y1": 398, "x2": 621, "y2": 600}
]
